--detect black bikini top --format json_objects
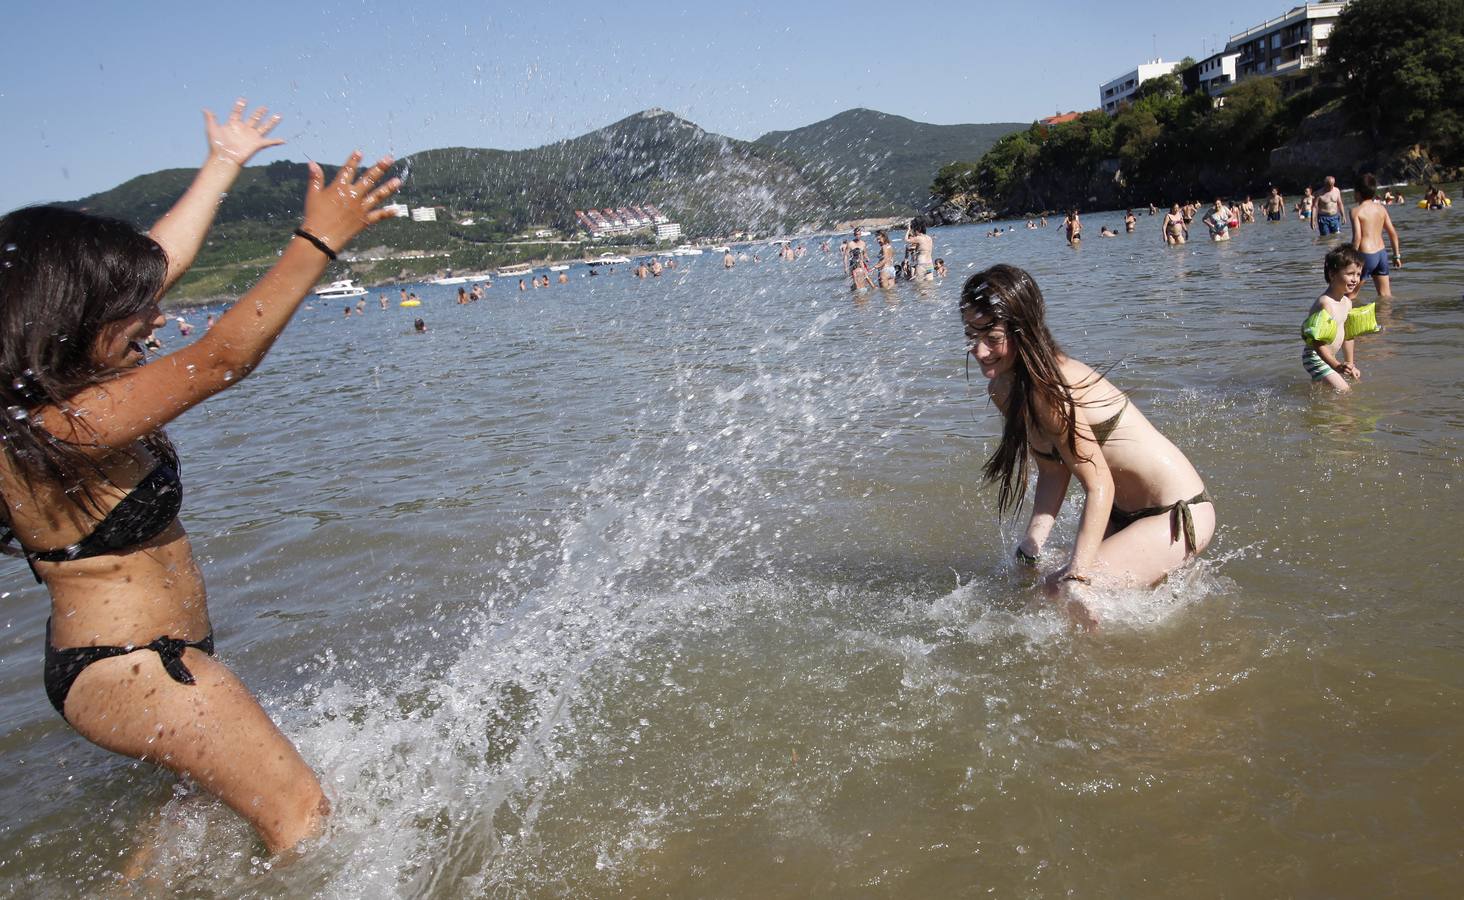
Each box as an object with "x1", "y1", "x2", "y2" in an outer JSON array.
[{"x1": 2, "y1": 461, "x2": 182, "y2": 566}]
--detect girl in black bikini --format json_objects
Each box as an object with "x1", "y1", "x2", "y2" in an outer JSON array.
[
  {"x1": 961, "y1": 265, "x2": 1215, "y2": 628},
  {"x1": 0, "y1": 100, "x2": 400, "y2": 856}
]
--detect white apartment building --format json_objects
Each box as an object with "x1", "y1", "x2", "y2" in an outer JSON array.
[
  {"x1": 382, "y1": 202, "x2": 410, "y2": 219},
  {"x1": 1227, "y1": 2, "x2": 1346, "y2": 93},
  {"x1": 1194, "y1": 51, "x2": 1240, "y2": 96},
  {"x1": 1099, "y1": 60, "x2": 1181, "y2": 115},
  {"x1": 654, "y1": 222, "x2": 682, "y2": 241},
  {"x1": 410, "y1": 207, "x2": 438, "y2": 223}
]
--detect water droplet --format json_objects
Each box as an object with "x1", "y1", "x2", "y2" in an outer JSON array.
[{"x1": 6, "y1": 406, "x2": 28, "y2": 422}]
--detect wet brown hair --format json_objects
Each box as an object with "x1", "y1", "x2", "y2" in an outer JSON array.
[
  {"x1": 0, "y1": 206, "x2": 175, "y2": 518},
  {"x1": 960, "y1": 264, "x2": 1082, "y2": 516}
]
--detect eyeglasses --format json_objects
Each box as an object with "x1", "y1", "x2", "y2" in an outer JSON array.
[{"x1": 965, "y1": 325, "x2": 1010, "y2": 351}]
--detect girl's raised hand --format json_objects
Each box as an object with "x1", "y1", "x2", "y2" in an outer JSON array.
[
  {"x1": 300, "y1": 152, "x2": 402, "y2": 253},
  {"x1": 204, "y1": 98, "x2": 285, "y2": 165}
]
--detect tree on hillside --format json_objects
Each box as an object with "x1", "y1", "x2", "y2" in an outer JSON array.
[
  {"x1": 1132, "y1": 72, "x2": 1183, "y2": 104},
  {"x1": 931, "y1": 161, "x2": 981, "y2": 200},
  {"x1": 1324, "y1": 0, "x2": 1464, "y2": 161}
]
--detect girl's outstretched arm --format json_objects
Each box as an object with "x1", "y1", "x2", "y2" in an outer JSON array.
[
  {"x1": 148, "y1": 99, "x2": 285, "y2": 294},
  {"x1": 44, "y1": 153, "x2": 400, "y2": 449}
]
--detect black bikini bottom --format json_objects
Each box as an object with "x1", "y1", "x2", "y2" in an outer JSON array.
[
  {"x1": 1108, "y1": 489, "x2": 1213, "y2": 553},
  {"x1": 44, "y1": 618, "x2": 214, "y2": 719}
]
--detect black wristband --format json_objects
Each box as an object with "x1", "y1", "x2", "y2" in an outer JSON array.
[{"x1": 293, "y1": 228, "x2": 338, "y2": 260}]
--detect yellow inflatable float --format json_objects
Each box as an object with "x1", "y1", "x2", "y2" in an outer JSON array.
[{"x1": 400, "y1": 299, "x2": 421, "y2": 307}]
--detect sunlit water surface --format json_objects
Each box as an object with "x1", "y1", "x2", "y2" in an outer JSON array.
[{"x1": 1, "y1": 203, "x2": 1461, "y2": 897}]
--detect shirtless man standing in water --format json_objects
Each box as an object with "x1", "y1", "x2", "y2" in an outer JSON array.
[
  {"x1": 1265, "y1": 186, "x2": 1286, "y2": 222},
  {"x1": 1312, "y1": 176, "x2": 1348, "y2": 237}
]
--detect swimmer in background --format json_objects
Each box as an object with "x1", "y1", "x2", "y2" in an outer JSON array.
[
  {"x1": 342, "y1": 305, "x2": 352, "y2": 318},
  {"x1": 205, "y1": 313, "x2": 216, "y2": 330},
  {"x1": 175, "y1": 316, "x2": 193, "y2": 336},
  {"x1": 1265, "y1": 186, "x2": 1285, "y2": 222},
  {"x1": 1124, "y1": 210, "x2": 1136, "y2": 233},
  {"x1": 558, "y1": 272, "x2": 568, "y2": 284},
  {"x1": 723, "y1": 250, "x2": 735, "y2": 268},
  {"x1": 1063, "y1": 209, "x2": 1082, "y2": 246},
  {"x1": 1202, "y1": 198, "x2": 1233, "y2": 242},
  {"x1": 1099, "y1": 225, "x2": 1118, "y2": 237},
  {"x1": 1312, "y1": 175, "x2": 1348, "y2": 237},
  {"x1": 413, "y1": 317, "x2": 427, "y2": 333},
  {"x1": 874, "y1": 230, "x2": 897, "y2": 288},
  {"x1": 845, "y1": 227, "x2": 874, "y2": 290},
  {"x1": 933, "y1": 258, "x2": 948, "y2": 278},
  {"x1": 907, "y1": 218, "x2": 934, "y2": 280},
  {"x1": 1350, "y1": 173, "x2": 1403, "y2": 299},
  {"x1": 1163, "y1": 203, "x2": 1187, "y2": 245},
  {"x1": 1298, "y1": 186, "x2": 1314, "y2": 221},
  {"x1": 399, "y1": 288, "x2": 408, "y2": 305},
  {"x1": 1240, "y1": 196, "x2": 1256, "y2": 224},
  {"x1": 961, "y1": 265, "x2": 1215, "y2": 629},
  {"x1": 1301, "y1": 245, "x2": 1364, "y2": 393}
]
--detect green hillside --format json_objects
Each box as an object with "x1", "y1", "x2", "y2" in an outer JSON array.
[
  {"x1": 755, "y1": 108, "x2": 1028, "y2": 207},
  {"x1": 61, "y1": 107, "x2": 1020, "y2": 300}
]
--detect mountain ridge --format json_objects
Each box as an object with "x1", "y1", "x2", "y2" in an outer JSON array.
[
  {"x1": 754, "y1": 108, "x2": 1028, "y2": 206},
  {"x1": 57, "y1": 107, "x2": 1031, "y2": 298}
]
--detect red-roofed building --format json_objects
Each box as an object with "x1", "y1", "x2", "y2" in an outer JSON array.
[{"x1": 1040, "y1": 112, "x2": 1082, "y2": 126}]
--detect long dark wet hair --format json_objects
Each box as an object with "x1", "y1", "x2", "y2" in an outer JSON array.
[
  {"x1": 0, "y1": 206, "x2": 176, "y2": 517},
  {"x1": 960, "y1": 264, "x2": 1081, "y2": 516}
]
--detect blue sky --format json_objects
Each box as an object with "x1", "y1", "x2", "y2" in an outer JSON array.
[{"x1": 2, "y1": 0, "x2": 1297, "y2": 213}]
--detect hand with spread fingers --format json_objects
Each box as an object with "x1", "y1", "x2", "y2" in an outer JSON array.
[
  {"x1": 300, "y1": 152, "x2": 402, "y2": 255},
  {"x1": 204, "y1": 97, "x2": 285, "y2": 166}
]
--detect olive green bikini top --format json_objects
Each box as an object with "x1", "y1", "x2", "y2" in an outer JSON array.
[{"x1": 1030, "y1": 397, "x2": 1128, "y2": 463}]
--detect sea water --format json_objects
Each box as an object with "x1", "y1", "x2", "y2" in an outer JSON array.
[{"x1": 0, "y1": 202, "x2": 1460, "y2": 896}]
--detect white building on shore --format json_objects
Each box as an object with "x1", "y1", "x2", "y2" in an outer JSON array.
[
  {"x1": 410, "y1": 207, "x2": 438, "y2": 223},
  {"x1": 1226, "y1": 2, "x2": 1346, "y2": 95},
  {"x1": 1192, "y1": 51, "x2": 1240, "y2": 97},
  {"x1": 1099, "y1": 59, "x2": 1181, "y2": 115}
]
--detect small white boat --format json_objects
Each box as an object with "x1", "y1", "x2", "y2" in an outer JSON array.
[
  {"x1": 671, "y1": 244, "x2": 704, "y2": 256},
  {"x1": 314, "y1": 279, "x2": 367, "y2": 299},
  {"x1": 590, "y1": 252, "x2": 631, "y2": 265},
  {"x1": 496, "y1": 262, "x2": 534, "y2": 277},
  {"x1": 708, "y1": 246, "x2": 731, "y2": 254},
  {"x1": 548, "y1": 264, "x2": 571, "y2": 272},
  {"x1": 429, "y1": 274, "x2": 473, "y2": 285}
]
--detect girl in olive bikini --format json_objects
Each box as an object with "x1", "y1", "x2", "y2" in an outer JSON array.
[{"x1": 961, "y1": 264, "x2": 1215, "y2": 627}]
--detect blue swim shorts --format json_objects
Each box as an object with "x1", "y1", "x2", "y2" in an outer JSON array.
[
  {"x1": 1317, "y1": 213, "x2": 1341, "y2": 236},
  {"x1": 1360, "y1": 248, "x2": 1390, "y2": 278}
]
